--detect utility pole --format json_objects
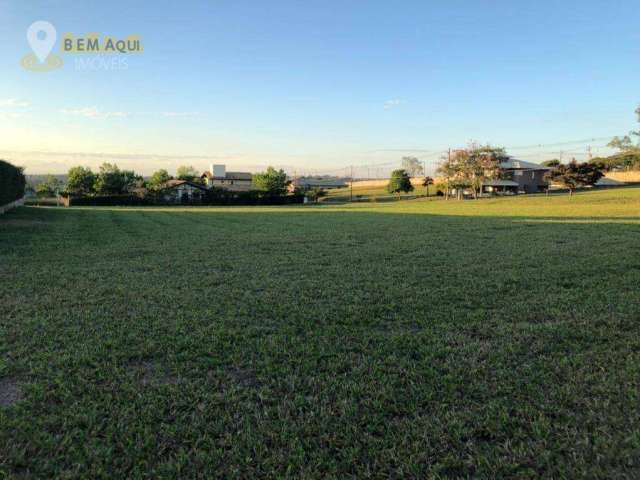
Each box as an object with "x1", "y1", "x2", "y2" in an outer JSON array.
[
  {"x1": 447, "y1": 148, "x2": 451, "y2": 200},
  {"x1": 587, "y1": 145, "x2": 593, "y2": 161},
  {"x1": 350, "y1": 165, "x2": 353, "y2": 202}
]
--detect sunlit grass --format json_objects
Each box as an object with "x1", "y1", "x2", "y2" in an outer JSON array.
[{"x1": 1, "y1": 187, "x2": 639, "y2": 477}]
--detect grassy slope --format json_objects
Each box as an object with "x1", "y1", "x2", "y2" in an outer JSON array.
[
  {"x1": 325, "y1": 183, "x2": 433, "y2": 201},
  {"x1": 1, "y1": 188, "x2": 640, "y2": 478}
]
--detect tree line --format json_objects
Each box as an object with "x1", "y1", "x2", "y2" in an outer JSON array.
[
  {"x1": 386, "y1": 143, "x2": 606, "y2": 199},
  {"x1": 33, "y1": 163, "x2": 297, "y2": 200}
]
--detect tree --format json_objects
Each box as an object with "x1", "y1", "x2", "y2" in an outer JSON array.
[
  {"x1": 36, "y1": 175, "x2": 62, "y2": 197},
  {"x1": 122, "y1": 170, "x2": 143, "y2": 191},
  {"x1": 591, "y1": 151, "x2": 640, "y2": 171},
  {"x1": 545, "y1": 160, "x2": 604, "y2": 196},
  {"x1": 93, "y1": 163, "x2": 139, "y2": 195},
  {"x1": 467, "y1": 145, "x2": 507, "y2": 198},
  {"x1": 541, "y1": 159, "x2": 561, "y2": 167},
  {"x1": 608, "y1": 106, "x2": 640, "y2": 152},
  {"x1": 252, "y1": 167, "x2": 289, "y2": 197},
  {"x1": 65, "y1": 166, "x2": 95, "y2": 196},
  {"x1": 148, "y1": 169, "x2": 172, "y2": 190},
  {"x1": 387, "y1": 169, "x2": 414, "y2": 197},
  {"x1": 176, "y1": 165, "x2": 199, "y2": 182},
  {"x1": 436, "y1": 144, "x2": 506, "y2": 199},
  {"x1": 422, "y1": 176, "x2": 434, "y2": 197},
  {"x1": 305, "y1": 187, "x2": 326, "y2": 203},
  {"x1": 436, "y1": 155, "x2": 459, "y2": 200},
  {"x1": 401, "y1": 157, "x2": 424, "y2": 177}
]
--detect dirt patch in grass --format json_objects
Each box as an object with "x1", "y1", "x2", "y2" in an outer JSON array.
[
  {"x1": 0, "y1": 378, "x2": 22, "y2": 407},
  {"x1": 129, "y1": 360, "x2": 180, "y2": 387}
]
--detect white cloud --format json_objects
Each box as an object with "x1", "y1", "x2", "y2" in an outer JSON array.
[
  {"x1": 383, "y1": 99, "x2": 403, "y2": 110},
  {"x1": 60, "y1": 107, "x2": 130, "y2": 119},
  {"x1": 0, "y1": 99, "x2": 30, "y2": 108},
  {"x1": 161, "y1": 111, "x2": 200, "y2": 118}
]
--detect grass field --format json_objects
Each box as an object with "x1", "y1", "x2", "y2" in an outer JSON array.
[
  {"x1": 1, "y1": 188, "x2": 640, "y2": 478},
  {"x1": 324, "y1": 183, "x2": 434, "y2": 201}
]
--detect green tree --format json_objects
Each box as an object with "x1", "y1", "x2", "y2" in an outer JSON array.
[
  {"x1": 148, "y1": 169, "x2": 172, "y2": 190},
  {"x1": 401, "y1": 156, "x2": 424, "y2": 177},
  {"x1": 437, "y1": 144, "x2": 507, "y2": 199},
  {"x1": 608, "y1": 106, "x2": 640, "y2": 152},
  {"x1": 252, "y1": 167, "x2": 289, "y2": 197},
  {"x1": 387, "y1": 169, "x2": 414, "y2": 197},
  {"x1": 65, "y1": 166, "x2": 95, "y2": 196},
  {"x1": 305, "y1": 187, "x2": 327, "y2": 203},
  {"x1": 176, "y1": 165, "x2": 199, "y2": 182},
  {"x1": 541, "y1": 159, "x2": 561, "y2": 167},
  {"x1": 591, "y1": 152, "x2": 640, "y2": 171},
  {"x1": 94, "y1": 163, "x2": 139, "y2": 195},
  {"x1": 545, "y1": 160, "x2": 604, "y2": 196},
  {"x1": 421, "y1": 176, "x2": 434, "y2": 197},
  {"x1": 36, "y1": 175, "x2": 62, "y2": 197}
]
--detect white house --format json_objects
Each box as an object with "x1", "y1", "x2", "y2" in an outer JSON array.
[{"x1": 200, "y1": 164, "x2": 253, "y2": 191}]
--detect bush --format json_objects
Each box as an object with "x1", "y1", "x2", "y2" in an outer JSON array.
[
  {"x1": 592, "y1": 151, "x2": 640, "y2": 171},
  {"x1": 66, "y1": 195, "x2": 150, "y2": 206},
  {"x1": 202, "y1": 190, "x2": 304, "y2": 205},
  {"x1": 387, "y1": 169, "x2": 413, "y2": 195},
  {"x1": 64, "y1": 191, "x2": 304, "y2": 207},
  {"x1": 0, "y1": 160, "x2": 26, "y2": 206}
]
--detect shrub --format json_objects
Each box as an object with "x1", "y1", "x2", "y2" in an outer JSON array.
[
  {"x1": 0, "y1": 160, "x2": 26, "y2": 205},
  {"x1": 66, "y1": 195, "x2": 149, "y2": 206},
  {"x1": 387, "y1": 169, "x2": 414, "y2": 196}
]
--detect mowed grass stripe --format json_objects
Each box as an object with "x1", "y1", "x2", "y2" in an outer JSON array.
[{"x1": 1, "y1": 188, "x2": 639, "y2": 478}]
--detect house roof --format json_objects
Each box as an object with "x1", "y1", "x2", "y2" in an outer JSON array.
[
  {"x1": 500, "y1": 158, "x2": 551, "y2": 171},
  {"x1": 160, "y1": 179, "x2": 209, "y2": 191},
  {"x1": 483, "y1": 179, "x2": 520, "y2": 187},
  {"x1": 201, "y1": 171, "x2": 252, "y2": 181}
]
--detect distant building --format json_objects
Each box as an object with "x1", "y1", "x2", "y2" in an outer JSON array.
[
  {"x1": 483, "y1": 159, "x2": 551, "y2": 194},
  {"x1": 290, "y1": 176, "x2": 348, "y2": 191},
  {"x1": 200, "y1": 165, "x2": 253, "y2": 191},
  {"x1": 159, "y1": 179, "x2": 209, "y2": 203}
]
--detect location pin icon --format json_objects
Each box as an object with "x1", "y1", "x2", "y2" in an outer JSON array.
[{"x1": 27, "y1": 21, "x2": 57, "y2": 63}]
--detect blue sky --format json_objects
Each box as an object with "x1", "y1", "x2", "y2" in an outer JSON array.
[{"x1": 0, "y1": 0, "x2": 638, "y2": 175}]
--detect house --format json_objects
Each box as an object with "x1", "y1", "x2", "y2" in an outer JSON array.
[
  {"x1": 159, "y1": 179, "x2": 209, "y2": 203},
  {"x1": 200, "y1": 165, "x2": 253, "y2": 191},
  {"x1": 483, "y1": 158, "x2": 551, "y2": 194},
  {"x1": 481, "y1": 179, "x2": 521, "y2": 195}
]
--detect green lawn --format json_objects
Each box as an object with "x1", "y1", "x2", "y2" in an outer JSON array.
[
  {"x1": 1, "y1": 188, "x2": 640, "y2": 478},
  {"x1": 324, "y1": 183, "x2": 434, "y2": 201}
]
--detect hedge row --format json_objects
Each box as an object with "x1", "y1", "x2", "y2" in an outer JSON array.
[
  {"x1": 0, "y1": 160, "x2": 26, "y2": 206},
  {"x1": 65, "y1": 192, "x2": 305, "y2": 207}
]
